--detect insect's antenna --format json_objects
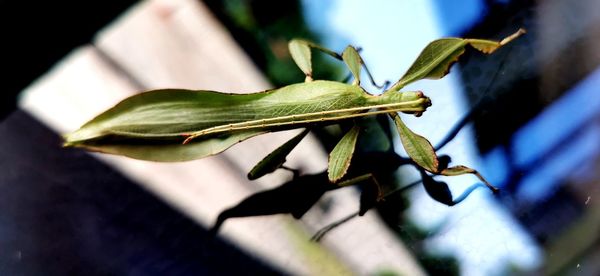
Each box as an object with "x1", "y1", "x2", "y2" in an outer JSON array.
[
  {"x1": 434, "y1": 44, "x2": 515, "y2": 151},
  {"x1": 354, "y1": 46, "x2": 391, "y2": 90},
  {"x1": 341, "y1": 72, "x2": 353, "y2": 83},
  {"x1": 380, "y1": 81, "x2": 391, "y2": 91}
]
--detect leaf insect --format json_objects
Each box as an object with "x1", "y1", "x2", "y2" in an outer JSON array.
[{"x1": 63, "y1": 29, "x2": 525, "y2": 233}]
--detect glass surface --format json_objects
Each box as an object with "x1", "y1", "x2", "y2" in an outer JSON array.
[
  {"x1": 5, "y1": 1, "x2": 598, "y2": 275},
  {"x1": 301, "y1": 0, "x2": 600, "y2": 275}
]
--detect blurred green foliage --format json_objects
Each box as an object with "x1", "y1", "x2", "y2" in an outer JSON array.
[{"x1": 203, "y1": 0, "x2": 342, "y2": 87}]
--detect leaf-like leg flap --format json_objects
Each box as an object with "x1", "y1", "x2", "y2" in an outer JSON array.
[
  {"x1": 388, "y1": 28, "x2": 525, "y2": 92},
  {"x1": 342, "y1": 46, "x2": 389, "y2": 89},
  {"x1": 247, "y1": 129, "x2": 310, "y2": 180},
  {"x1": 391, "y1": 113, "x2": 439, "y2": 173},
  {"x1": 440, "y1": 165, "x2": 499, "y2": 193},
  {"x1": 288, "y1": 39, "x2": 313, "y2": 81},
  {"x1": 421, "y1": 167, "x2": 486, "y2": 206},
  {"x1": 391, "y1": 113, "x2": 498, "y2": 194},
  {"x1": 342, "y1": 46, "x2": 362, "y2": 85},
  {"x1": 288, "y1": 39, "x2": 341, "y2": 82},
  {"x1": 328, "y1": 126, "x2": 361, "y2": 182},
  {"x1": 466, "y1": 28, "x2": 526, "y2": 54}
]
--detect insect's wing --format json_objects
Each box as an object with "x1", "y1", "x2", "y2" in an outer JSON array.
[
  {"x1": 79, "y1": 131, "x2": 264, "y2": 162},
  {"x1": 63, "y1": 88, "x2": 269, "y2": 162},
  {"x1": 63, "y1": 81, "x2": 384, "y2": 162}
]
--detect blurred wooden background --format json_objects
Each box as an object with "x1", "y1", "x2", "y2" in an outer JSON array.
[{"x1": 10, "y1": 0, "x2": 425, "y2": 274}]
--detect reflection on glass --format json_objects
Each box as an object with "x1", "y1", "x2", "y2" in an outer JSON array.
[{"x1": 302, "y1": 0, "x2": 599, "y2": 275}]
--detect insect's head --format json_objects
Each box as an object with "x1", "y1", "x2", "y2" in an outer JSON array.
[
  {"x1": 378, "y1": 90, "x2": 431, "y2": 117},
  {"x1": 403, "y1": 91, "x2": 431, "y2": 117}
]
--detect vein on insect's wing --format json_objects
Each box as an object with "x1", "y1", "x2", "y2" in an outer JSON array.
[
  {"x1": 283, "y1": 100, "x2": 304, "y2": 115},
  {"x1": 258, "y1": 101, "x2": 287, "y2": 117},
  {"x1": 325, "y1": 96, "x2": 347, "y2": 110}
]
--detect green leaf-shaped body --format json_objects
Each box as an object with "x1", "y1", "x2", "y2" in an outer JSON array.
[{"x1": 64, "y1": 80, "x2": 429, "y2": 161}]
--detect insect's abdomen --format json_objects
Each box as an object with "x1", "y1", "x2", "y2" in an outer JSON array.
[{"x1": 249, "y1": 80, "x2": 368, "y2": 119}]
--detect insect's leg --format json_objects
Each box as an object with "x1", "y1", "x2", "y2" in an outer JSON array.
[
  {"x1": 247, "y1": 129, "x2": 309, "y2": 180},
  {"x1": 288, "y1": 39, "x2": 388, "y2": 88},
  {"x1": 342, "y1": 46, "x2": 390, "y2": 90},
  {"x1": 336, "y1": 173, "x2": 370, "y2": 186},
  {"x1": 341, "y1": 46, "x2": 362, "y2": 85},
  {"x1": 337, "y1": 173, "x2": 384, "y2": 202},
  {"x1": 420, "y1": 168, "x2": 489, "y2": 206},
  {"x1": 343, "y1": 46, "x2": 390, "y2": 89},
  {"x1": 356, "y1": 47, "x2": 390, "y2": 90},
  {"x1": 419, "y1": 168, "x2": 454, "y2": 206},
  {"x1": 336, "y1": 173, "x2": 384, "y2": 217},
  {"x1": 311, "y1": 178, "x2": 424, "y2": 242},
  {"x1": 288, "y1": 39, "x2": 342, "y2": 82}
]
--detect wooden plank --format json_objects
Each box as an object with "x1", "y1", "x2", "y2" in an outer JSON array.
[{"x1": 19, "y1": 45, "x2": 348, "y2": 276}]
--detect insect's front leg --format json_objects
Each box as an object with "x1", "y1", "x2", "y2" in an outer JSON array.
[{"x1": 419, "y1": 168, "x2": 488, "y2": 206}]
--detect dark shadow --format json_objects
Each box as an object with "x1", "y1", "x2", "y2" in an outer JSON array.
[{"x1": 0, "y1": 110, "x2": 281, "y2": 275}]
